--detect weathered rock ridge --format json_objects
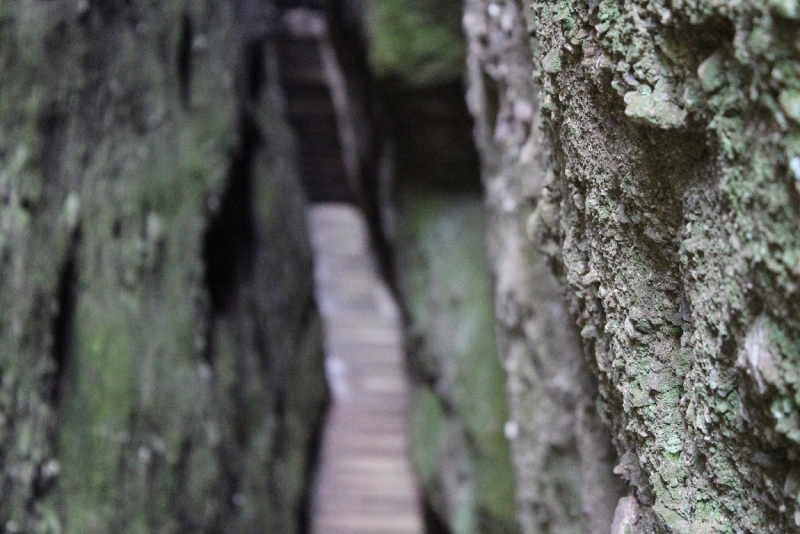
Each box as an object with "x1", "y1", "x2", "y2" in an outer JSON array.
[{"x1": 464, "y1": 1, "x2": 624, "y2": 532}]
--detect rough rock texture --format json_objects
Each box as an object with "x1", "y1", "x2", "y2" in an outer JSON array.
[
  {"x1": 464, "y1": 0, "x2": 800, "y2": 531},
  {"x1": 463, "y1": 0, "x2": 624, "y2": 532},
  {"x1": 0, "y1": 1, "x2": 327, "y2": 532}
]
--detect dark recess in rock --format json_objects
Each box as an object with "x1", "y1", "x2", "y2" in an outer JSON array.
[
  {"x1": 47, "y1": 229, "x2": 80, "y2": 411},
  {"x1": 293, "y1": 349, "x2": 327, "y2": 534},
  {"x1": 381, "y1": 81, "x2": 482, "y2": 192},
  {"x1": 202, "y1": 116, "x2": 259, "y2": 316},
  {"x1": 177, "y1": 12, "x2": 193, "y2": 106},
  {"x1": 423, "y1": 498, "x2": 454, "y2": 534},
  {"x1": 244, "y1": 40, "x2": 266, "y2": 102}
]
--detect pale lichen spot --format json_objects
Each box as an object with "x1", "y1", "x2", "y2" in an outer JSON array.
[
  {"x1": 790, "y1": 156, "x2": 800, "y2": 178},
  {"x1": 542, "y1": 48, "x2": 562, "y2": 74},
  {"x1": 624, "y1": 88, "x2": 687, "y2": 129},
  {"x1": 779, "y1": 89, "x2": 800, "y2": 123},
  {"x1": 740, "y1": 315, "x2": 776, "y2": 394},
  {"x1": 503, "y1": 420, "x2": 519, "y2": 440},
  {"x1": 697, "y1": 51, "x2": 727, "y2": 94}
]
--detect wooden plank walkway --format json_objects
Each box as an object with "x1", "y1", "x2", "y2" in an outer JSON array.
[{"x1": 308, "y1": 204, "x2": 423, "y2": 534}]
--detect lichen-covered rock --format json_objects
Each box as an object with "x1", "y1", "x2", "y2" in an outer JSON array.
[
  {"x1": 464, "y1": 0, "x2": 623, "y2": 532},
  {"x1": 0, "y1": 1, "x2": 326, "y2": 532},
  {"x1": 464, "y1": 0, "x2": 800, "y2": 530}
]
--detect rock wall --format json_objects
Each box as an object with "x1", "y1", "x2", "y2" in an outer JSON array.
[
  {"x1": 463, "y1": 0, "x2": 800, "y2": 532},
  {"x1": 463, "y1": 1, "x2": 624, "y2": 532},
  {"x1": 361, "y1": 0, "x2": 520, "y2": 531},
  {"x1": 393, "y1": 186, "x2": 518, "y2": 534},
  {"x1": 0, "y1": 1, "x2": 327, "y2": 532}
]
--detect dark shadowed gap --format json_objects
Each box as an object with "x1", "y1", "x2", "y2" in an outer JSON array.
[
  {"x1": 199, "y1": 113, "x2": 260, "y2": 533},
  {"x1": 295, "y1": 403, "x2": 327, "y2": 534},
  {"x1": 423, "y1": 499, "x2": 452, "y2": 534},
  {"x1": 245, "y1": 40, "x2": 266, "y2": 101},
  {"x1": 202, "y1": 115, "x2": 258, "y2": 317},
  {"x1": 47, "y1": 228, "x2": 80, "y2": 411},
  {"x1": 482, "y1": 71, "x2": 500, "y2": 136},
  {"x1": 273, "y1": 0, "x2": 326, "y2": 10},
  {"x1": 35, "y1": 228, "x2": 81, "y2": 507},
  {"x1": 380, "y1": 80, "x2": 483, "y2": 194},
  {"x1": 177, "y1": 12, "x2": 193, "y2": 106},
  {"x1": 293, "y1": 299, "x2": 329, "y2": 534}
]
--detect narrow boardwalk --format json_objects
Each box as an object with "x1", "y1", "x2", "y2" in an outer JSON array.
[{"x1": 308, "y1": 204, "x2": 423, "y2": 534}]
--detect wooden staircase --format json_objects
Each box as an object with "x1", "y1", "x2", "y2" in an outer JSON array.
[
  {"x1": 273, "y1": 8, "x2": 359, "y2": 203},
  {"x1": 268, "y1": 7, "x2": 422, "y2": 529}
]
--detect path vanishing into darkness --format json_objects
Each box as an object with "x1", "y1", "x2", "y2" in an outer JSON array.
[{"x1": 273, "y1": 7, "x2": 423, "y2": 531}]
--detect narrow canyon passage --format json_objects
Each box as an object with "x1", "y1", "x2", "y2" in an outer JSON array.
[{"x1": 307, "y1": 204, "x2": 423, "y2": 534}]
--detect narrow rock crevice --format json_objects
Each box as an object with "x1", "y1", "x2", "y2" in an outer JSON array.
[
  {"x1": 245, "y1": 40, "x2": 267, "y2": 101},
  {"x1": 47, "y1": 229, "x2": 80, "y2": 412},
  {"x1": 199, "y1": 114, "x2": 264, "y2": 530},
  {"x1": 177, "y1": 12, "x2": 193, "y2": 106},
  {"x1": 202, "y1": 115, "x2": 259, "y2": 316},
  {"x1": 423, "y1": 499, "x2": 453, "y2": 534},
  {"x1": 295, "y1": 406, "x2": 326, "y2": 534},
  {"x1": 33, "y1": 227, "x2": 80, "y2": 514}
]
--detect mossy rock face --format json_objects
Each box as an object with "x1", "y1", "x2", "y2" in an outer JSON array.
[
  {"x1": 376, "y1": 20, "x2": 518, "y2": 524},
  {"x1": 0, "y1": 1, "x2": 326, "y2": 532},
  {"x1": 362, "y1": 0, "x2": 465, "y2": 86},
  {"x1": 395, "y1": 188, "x2": 518, "y2": 534},
  {"x1": 462, "y1": 0, "x2": 800, "y2": 530}
]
